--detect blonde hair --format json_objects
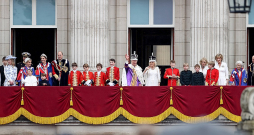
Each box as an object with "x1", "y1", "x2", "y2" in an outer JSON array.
[
  {"x1": 149, "y1": 61, "x2": 157, "y2": 67},
  {"x1": 83, "y1": 63, "x2": 89, "y2": 68},
  {"x1": 183, "y1": 63, "x2": 189, "y2": 67},
  {"x1": 9, "y1": 59, "x2": 15, "y2": 66},
  {"x1": 208, "y1": 61, "x2": 215, "y2": 67},
  {"x1": 199, "y1": 58, "x2": 208, "y2": 65},
  {"x1": 215, "y1": 54, "x2": 223, "y2": 61}
]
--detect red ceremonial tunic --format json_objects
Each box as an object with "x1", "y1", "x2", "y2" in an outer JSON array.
[
  {"x1": 82, "y1": 71, "x2": 94, "y2": 86},
  {"x1": 105, "y1": 67, "x2": 120, "y2": 86},
  {"x1": 205, "y1": 68, "x2": 219, "y2": 86},
  {"x1": 68, "y1": 70, "x2": 83, "y2": 86},
  {"x1": 163, "y1": 68, "x2": 180, "y2": 86},
  {"x1": 94, "y1": 71, "x2": 106, "y2": 86}
]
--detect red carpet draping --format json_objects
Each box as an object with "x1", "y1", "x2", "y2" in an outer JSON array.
[{"x1": 0, "y1": 86, "x2": 247, "y2": 125}]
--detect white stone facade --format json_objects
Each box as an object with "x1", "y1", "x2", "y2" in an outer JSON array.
[{"x1": 0, "y1": 0, "x2": 248, "y2": 72}]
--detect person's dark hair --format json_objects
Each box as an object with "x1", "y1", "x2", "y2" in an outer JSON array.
[
  {"x1": 72, "y1": 62, "x2": 77, "y2": 67},
  {"x1": 27, "y1": 69, "x2": 33, "y2": 72},
  {"x1": 170, "y1": 60, "x2": 175, "y2": 64},
  {"x1": 96, "y1": 63, "x2": 103, "y2": 68},
  {"x1": 41, "y1": 73, "x2": 46, "y2": 77},
  {"x1": 83, "y1": 63, "x2": 89, "y2": 68},
  {"x1": 109, "y1": 58, "x2": 115, "y2": 63},
  {"x1": 2, "y1": 56, "x2": 6, "y2": 61},
  {"x1": 194, "y1": 64, "x2": 200, "y2": 68}
]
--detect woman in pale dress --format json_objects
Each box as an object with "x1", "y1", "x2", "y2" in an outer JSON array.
[
  {"x1": 143, "y1": 54, "x2": 161, "y2": 86},
  {"x1": 214, "y1": 54, "x2": 229, "y2": 85},
  {"x1": 199, "y1": 58, "x2": 209, "y2": 79},
  {"x1": 4, "y1": 55, "x2": 17, "y2": 86}
]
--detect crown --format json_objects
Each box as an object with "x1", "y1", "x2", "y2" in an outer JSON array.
[
  {"x1": 149, "y1": 53, "x2": 156, "y2": 62},
  {"x1": 131, "y1": 51, "x2": 138, "y2": 60},
  {"x1": 40, "y1": 53, "x2": 47, "y2": 59}
]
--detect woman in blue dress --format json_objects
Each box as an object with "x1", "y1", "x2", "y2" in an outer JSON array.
[
  {"x1": 35, "y1": 54, "x2": 57, "y2": 86},
  {"x1": 17, "y1": 58, "x2": 36, "y2": 86},
  {"x1": 229, "y1": 61, "x2": 248, "y2": 86}
]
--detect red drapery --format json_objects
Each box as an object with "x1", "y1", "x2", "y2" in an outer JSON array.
[{"x1": 0, "y1": 86, "x2": 247, "y2": 125}]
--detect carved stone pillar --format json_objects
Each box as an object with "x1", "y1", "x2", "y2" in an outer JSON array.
[
  {"x1": 70, "y1": 0, "x2": 109, "y2": 70},
  {"x1": 190, "y1": 0, "x2": 229, "y2": 66}
]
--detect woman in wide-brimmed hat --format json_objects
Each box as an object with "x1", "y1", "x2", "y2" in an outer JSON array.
[{"x1": 4, "y1": 55, "x2": 17, "y2": 86}]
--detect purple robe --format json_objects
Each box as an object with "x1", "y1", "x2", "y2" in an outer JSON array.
[{"x1": 125, "y1": 63, "x2": 141, "y2": 86}]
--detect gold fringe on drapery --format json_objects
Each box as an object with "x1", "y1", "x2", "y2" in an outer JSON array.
[
  {"x1": 72, "y1": 108, "x2": 122, "y2": 125},
  {"x1": 0, "y1": 107, "x2": 242, "y2": 125},
  {"x1": 121, "y1": 107, "x2": 241, "y2": 124},
  {"x1": 0, "y1": 108, "x2": 22, "y2": 125}
]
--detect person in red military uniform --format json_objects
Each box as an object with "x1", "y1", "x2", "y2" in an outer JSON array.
[
  {"x1": 205, "y1": 61, "x2": 219, "y2": 86},
  {"x1": 163, "y1": 60, "x2": 180, "y2": 86},
  {"x1": 105, "y1": 58, "x2": 120, "y2": 86},
  {"x1": 68, "y1": 63, "x2": 83, "y2": 86},
  {"x1": 94, "y1": 63, "x2": 106, "y2": 86},
  {"x1": 82, "y1": 63, "x2": 94, "y2": 86}
]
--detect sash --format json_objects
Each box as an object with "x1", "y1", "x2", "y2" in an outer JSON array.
[
  {"x1": 38, "y1": 63, "x2": 49, "y2": 80},
  {"x1": 233, "y1": 68, "x2": 243, "y2": 86},
  {"x1": 51, "y1": 60, "x2": 61, "y2": 72},
  {"x1": 22, "y1": 67, "x2": 28, "y2": 77}
]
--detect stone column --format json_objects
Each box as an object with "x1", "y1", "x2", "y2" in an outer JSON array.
[
  {"x1": 0, "y1": 0, "x2": 10, "y2": 58},
  {"x1": 69, "y1": 0, "x2": 109, "y2": 70},
  {"x1": 190, "y1": 0, "x2": 229, "y2": 67}
]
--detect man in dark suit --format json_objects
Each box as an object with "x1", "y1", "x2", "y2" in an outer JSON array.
[
  {"x1": 17, "y1": 52, "x2": 31, "y2": 73},
  {"x1": 248, "y1": 55, "x2": 254, "y2": 86},
  {"x1": 51, "y1": 52, "x2": 70, "y2": 86},
  {"x1": 0, "y1": 56, "x2": 7, "y2": 86}
]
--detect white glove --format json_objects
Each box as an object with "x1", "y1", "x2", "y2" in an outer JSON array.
[
  {"x1": 85, "y1": 80, "x2": 92, "y2": 86},
  {"x1": 108, "y1": 82, "x2": 115, "y2": 86}
]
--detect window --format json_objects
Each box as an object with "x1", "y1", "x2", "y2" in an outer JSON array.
[
  {"x1": 13, "y1": 0, "x2": 32, "y2": 25},
  {"x1": 128, "y1": 0, "x2": 174, "y2": 27},
  {"x1": 36, "y1": 0, "x2": 55, "y2": 25},
  {"x1": 248, "y1": 1, "x2": 254, "y2": 26},
  {"x1": 11, "y1": 0, "x2": 56, "y2": 28}
]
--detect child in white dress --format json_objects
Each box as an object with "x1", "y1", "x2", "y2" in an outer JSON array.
[{"x1": 22, "y1": 69, "x2": 38, "y2": 86}]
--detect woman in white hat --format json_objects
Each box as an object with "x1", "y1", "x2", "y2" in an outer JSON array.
[
  {"x1": 16, "y1": 58, "x2": 35, "y2": 86},
  {"x1": 143, "y1": 53, "x2": 161, "y2": 86},
  {"x1": 229, "y1": 61, "x2": 248, "y2": 86},
  {"x1": 4, "y1": 55, "x2": 17, "y2": 86}
]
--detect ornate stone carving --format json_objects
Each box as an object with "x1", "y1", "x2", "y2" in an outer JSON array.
[{"x1": 240, "y1": 87, "x2": 254, "y2": 121}]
